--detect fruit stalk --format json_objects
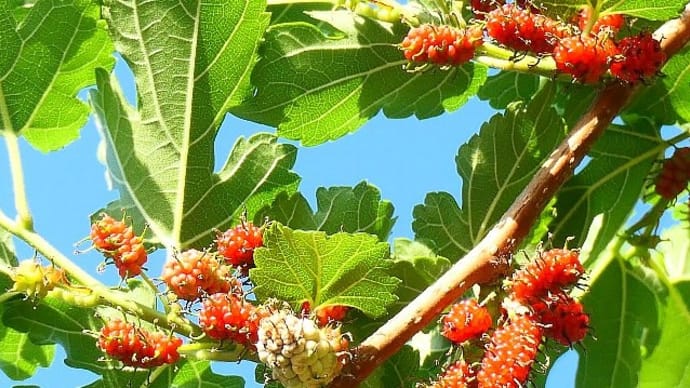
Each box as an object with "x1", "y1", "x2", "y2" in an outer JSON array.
[
  {"x1": 3, "y1": 131, "x2": 33, "y2": 231},
  {"x1": 328, "y1": 3, "x2": 690, "y2": 386}
]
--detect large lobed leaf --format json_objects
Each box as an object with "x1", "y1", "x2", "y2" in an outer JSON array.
[
  {"x1": 251, "y1": 223, "x2": 399, "y2": 318},
  {"x1": 255, "y1": 181, "x2": 395, "y2": 241},
  {"x1": 538, "y1": 0, "x2": 687, "y2": 20},
  {"x1": 477, "y1": 71, "x2": 541, "y2": 110},
  {"x1": 232, "y1": 10, "x2": 487, "y2": 146},
  {"x1": 91, "y1": 0, "x2": 300, "y2": 249},
  {"x1": 550, "y1": 117, "x2": 663, "y2": 258},
  {"x1": 413, "y1": 83, "x2": 566, "y2": 260},
  {"x1": 0, "y1": 0, "x2": 114, "y2": 152}
]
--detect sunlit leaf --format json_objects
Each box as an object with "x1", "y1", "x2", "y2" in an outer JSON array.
[
  {"x1": 0, "y1": 0, "x2": 114, "y2": 151},
  {"x1": 251, "y1": 223, "x2": 398, "y2": 318}
]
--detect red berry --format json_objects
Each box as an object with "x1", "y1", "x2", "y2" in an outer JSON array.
[
  {"x1": 90, "y1": 214, "x2": 148, "y2": 279},
  {"x1": 216, "y1": 222, "x2": 264, "y2": 275},
  {"x1": 430, "y1": 359, "x2": 476, "y2": 388},
  {"x1": 401, "y1": 24, "x2": 483, "y2": 66},
  {"x1": 161, "y1": 249, "x2": 238, "y2": 301},
  {"x1": 485, "y1": 4, "x2": 569, "y2": 54},
  {"x1": 97, "y1": 320, "x2": 182, "y2": 368},
  {"x1": 509, "y1": 248, "x2": 584, "y2": 304},
  {"x1": 654, "y1": 147, "x2": 690, "y2": 199},
  {"x1": 610, "y1": 32, "x2": 666, "y2": 83},
  {"x1": 199, "y1": 293, "x2": 269, "y2": 348},
  {"x1": 441, "y1": 299, "x2": 492, "y2": 344},
  {"x1": 553, "y1": 35, "x2": 617, "y2": 83},
  {"x1": 90, "y1": 214, "x2": 128, "y2": 253},
  {"x1": 476, "y1": 315, "x2": 542, "y2": 388},
  {"x1": 574, "y1": 7, "x2": 625, "y2": 36},
  {"x1": 470, "y1": 0, "x2": 505, "y2": 19},
  {"x1": 539, "y1": 295, "x2": 590, "y2": 346},
  {"x1": 315, "y1": 305, "x2": 349, "y2": 326}
]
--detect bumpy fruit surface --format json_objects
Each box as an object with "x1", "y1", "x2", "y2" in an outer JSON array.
[
  {"x1": 441, "y1": 298, "x2": 492, "y2": 344},
  {"x1": 429, "y1": 359, "x2": 476, "y2": 388},
  {"x1": 539, "y1": 295, "x2": 590, "y2": 346},
  {"x1": 485, "y1": 4, "x2": 569, "y2": 54},
  {"x1": 509, "y1": 248, "x2": 584, "y2": 304},
  {"x1": 655, "y1": 147, "x2": 690, "y2": 199},
  {"x1": 401, "y1": 24, "x2": 483, "y2": 66},
  {"x1": 90, "y1": 213, "x2": 148, "y2": 279},
  {"x1": 553, "y1": 35, "x2": 616, "y2": 83},
  {"x1": 216, "y1": 222, "x2": 264, "y2": 274},
  {"x1": 11, "y1": 260, "x2": 65, "y2": 300},
  {"x1": 198, "y1": 293, "x2": 267, "y2": 347},
  {"x1": 161, "y1": 249, "x2": 236, "y2": 301},
  {"x1": 90, "y1": 214, "x2": 128, "y2": 253},
  {"x1": 257, "y1": 303, "x2": 349, "y2": 387},
  {"x1": 476, "y1": 314, "x2": 542, "y2": 388},
  {"x1": 610, "y1": 32, "x2": 666, "y2": 83},
  {"x1": 315, "y1": 305, "x2": 349, "y2": 326},
  {"x1": 575, "y1": 7, "x2": 624, "y2": 35},
  {"x1": 97, "y1": 319, "x2": 182, "y2": 368}
]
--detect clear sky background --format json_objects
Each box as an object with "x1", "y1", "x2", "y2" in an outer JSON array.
[{"x1": 0, "y1": 56, "x2": 578, "y2": 386}]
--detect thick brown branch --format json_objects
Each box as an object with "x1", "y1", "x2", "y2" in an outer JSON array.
[{"x1": 330, "y1": 3, "x2": 690, "y2": 386}]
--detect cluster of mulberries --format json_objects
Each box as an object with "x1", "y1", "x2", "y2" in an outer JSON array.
[
  {"x1": 97, "y1": 319, "x2": 183, "y2": 368},
  {"x1": 400, "y1": 2, "x2": 666, "y2": 84},
  {"x1": 90, "y1": 213, "x2": 148, "y2": 279},
  {"x1": 430, "y1": 248, "x2": 589, "y2": 387}
]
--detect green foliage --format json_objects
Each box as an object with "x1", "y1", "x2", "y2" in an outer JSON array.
[
  {"x1": 251, "y1": 222, "x2": 399, "y2": 318},
  {"x1": 477, "y1": 72, "x2": 542, "y2": 110},
  {"x1": 550, "y1": 118, "x2": 663, "y2": 256},
  {"x1": 255, "y1": 181, "x2": 395, "y2": 240},
  {"x1": 0, "y1": 0, "x2": 114, "y2": 152},
  {"x1": 90, "y1": 0, "x2": 297, "y2": 250},
  {"x1": 539, "y1": 0, "x2": 687, "y2": 20},
  {"x1": 232, "y1": 10, "x2": 487, "y2": 145},
  {"x1": 577, "y1": 253, "x2": 660, "y2": 387},
  {"x1": 413, "y1": 83, "x2": 566, "y2": 259}
]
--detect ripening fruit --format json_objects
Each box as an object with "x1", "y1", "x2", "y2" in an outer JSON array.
[
  {"x1": 97, "y1": 319, "x2": 182, "y2": 368},
  {"x1": 198, "y1": 293, "x2": 268, "y2": 348},
  {"x1": 553, "y1": 35, "x2": 617, "y2": 83},
  {"x1": 401, "y1": 24, "x2": 484, "y2": 66},
  {"x1": 470, "y1": 0, "x2": 505, "y2": 19},
  {"x1": 429, "y1": 359, "x2": 476, "y2": 388},
  {"x1": 315, "y1": 304, "x2": 349, "y2": 326},
  {"x1": 90, "y1": 214, "x2": 128, "y2": 253},
  {"x1": 538, "y1": 295, "x2": 590, "y2": 346},
  {"x1": 441, "y1": 298, "x2": 492, "y2": 344},
  {"x1": 574, "y1": 7, "x2": 625, "y2": 36},
  {"x1": 90, "y1": 213, "x2": 148, "y2": 279},
  {"x1": 610, "y1": 32, "x2": 666, "y2": 83},
  {"x1": 161, "y1": 249, "x2": 239, "y2": 301},
  {"x1": 216, "y1": 222, "x2": 264, "y2": 275},
  {"x1": 509, "y1": 248, "x2": 585, "y2": 304},
  {"x1": 485, "y1": 4, "x2": 570, "y2": 54},
  {"x1": 654, "y1": 147, "x2": 690, "y2": 199},
  {"x1": 11, "y1": 260, "x2": 65, "y2": 300},
  {"x1": 476, "y1": 314, "x2": 542, "y2": 388}
]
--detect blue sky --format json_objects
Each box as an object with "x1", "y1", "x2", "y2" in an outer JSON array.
[{"x1": 0, "y1": 56, "x2": 577, "y2": 386}]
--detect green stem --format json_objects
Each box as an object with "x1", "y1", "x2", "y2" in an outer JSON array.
[
  {"x1": 474, "y1": 53, "x2": 558, "y2": 78},
  {"x1": 0, "y1": 210, "x2": 202, "y2": 337},
  {"x1": 178, "y1": 342, "x2": 254, "y2": 362},
  {"x1": 4, "y1": 132, "x2": 33, "y2": 231}
]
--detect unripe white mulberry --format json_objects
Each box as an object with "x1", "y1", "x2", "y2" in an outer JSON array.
[{"x1": 257, "y1": 302, "x2": 349, "y2": 387}]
